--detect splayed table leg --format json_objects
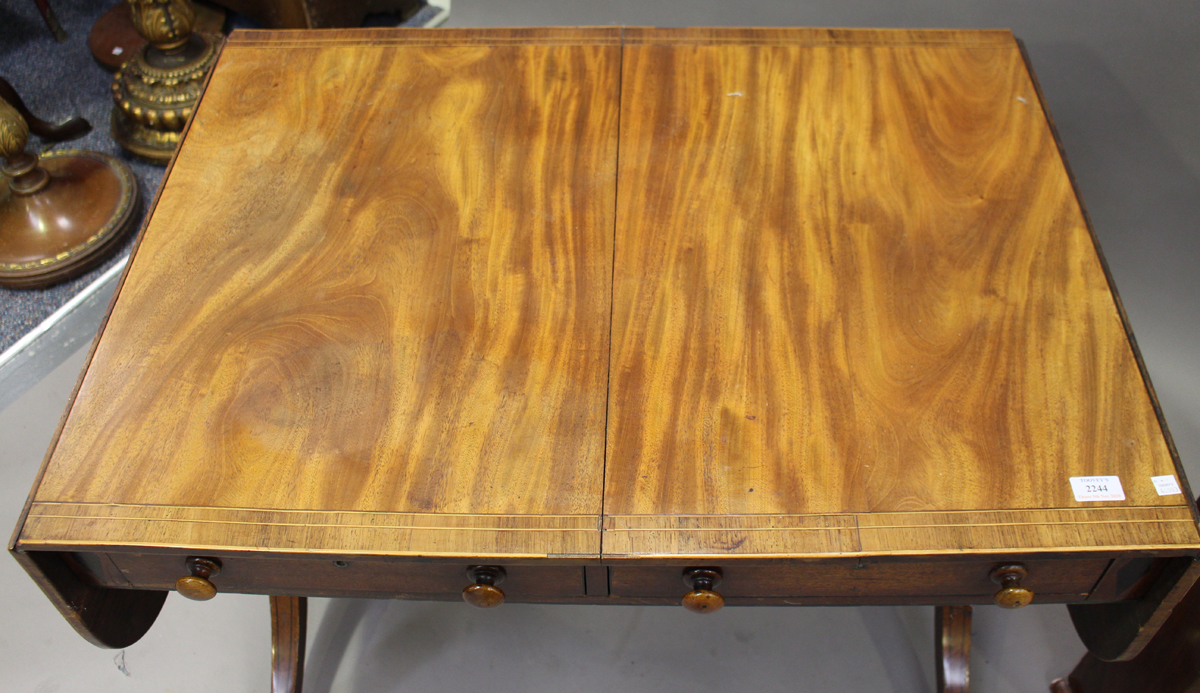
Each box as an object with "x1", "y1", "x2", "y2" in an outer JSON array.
[
  {"x1": 271, "y1": 596, "x2": 307, "y2": 693},
  {"x1": 937, "y1": 605, "x2": 972, "y2": 693}
]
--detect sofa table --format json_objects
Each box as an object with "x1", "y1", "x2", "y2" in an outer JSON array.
[{"x1": 10, "y1": 27, "x2": 1200, "y2": 692}]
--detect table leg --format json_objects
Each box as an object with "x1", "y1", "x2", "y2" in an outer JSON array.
[
  {"x1": 271, "y1": 596, "x2": 307, "y2": 693},
  {"x1": 1047, "y1": 558, "x2": 1200, "y2": 693},
  {"x1": 936, "y1": 605, "x2": 972, "y2": 693}
]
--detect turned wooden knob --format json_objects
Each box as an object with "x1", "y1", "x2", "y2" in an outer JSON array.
[
  {"x1": 682, "y1": 567, "x2": 725, "y2": 614},
  {"x1": 991, "y1": 564, "x2": 1034, "y2": 609},
  {"x1": 462, "y1": 565, "x2": 506, "y2": 608},
  {"x1": 176, "y1": 556, "x2": 221, "y2": 601}
]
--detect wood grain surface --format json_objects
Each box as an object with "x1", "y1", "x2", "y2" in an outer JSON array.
[
  {"x1": 601, "y1": 507, "x2": 1199, "y2": 558},
  {"x1": 14, "y1": 28, "x2": 1199, "y2": 566},
  {"x1": 603, "y1": 28, "x2": 1196, "y2": 556},
  {"x1": 24, "y1": 28, "x2": 621, "y2": 559}
]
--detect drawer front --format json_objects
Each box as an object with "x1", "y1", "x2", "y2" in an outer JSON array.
[
  {"x1": 611, "y1": 558, "x2": 1109, "y2": 601},
  {"x1": 93, "y1": 553, "x2": 586, "y2": 601},
  {"x1": 73, "y1": 553, "x2": 1112, "y2": 604}
]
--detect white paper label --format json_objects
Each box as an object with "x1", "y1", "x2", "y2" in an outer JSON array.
[
  {"x1": 1152, "y1": 475, "x2": 1183, "y2": 496},
  {"x1": 1070, "y1": 476, "x2": 1125, "y2": 501}
]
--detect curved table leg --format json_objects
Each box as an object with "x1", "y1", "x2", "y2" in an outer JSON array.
[
  {"x1": 1068, "y1": 557, "x2": 1200, "y2": 662},
  {"x1": 936, "y1": 605, "x2": 972, "y2": 693},
  {"x1": 1049, "y1": 557, "x2": 1200, "y2": 693},
  {"x1": 271, "y1": 596, "x2": 307, "y2": 693}
]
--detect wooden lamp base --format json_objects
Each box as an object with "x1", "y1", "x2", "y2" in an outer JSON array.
[{"x1": 0, "y1": 148, "x2": 140, "y2": 288}]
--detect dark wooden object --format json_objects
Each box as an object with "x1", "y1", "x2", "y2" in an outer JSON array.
[
  {"x1": 271, "y1": 596, "x2": 306, "y2": 693},
  {"x1": 1051, "y1": 562, "x2": 1200, "y2": 692},
  {"x1": 0, "y1": 93, "x2": 140, "y2": 288},
  {"x1": 938, "y1": 606, "x2": 973, "y2": 692},
  {"x1": 212, "y1": 0, "x2": 421, "y2": 28},
  {"x1": 1050, "y1": 501, "x2": 1200, "y2": 693},
  {"x1": 1069, "y1": 557, "x2": 1200, "y2": 661},
  {"x1": 11, "y1": 551, "x2": 166, "y2": 648},
  {"x1": 608, "y1": 559, "x2": 1096, "y2": 601}
]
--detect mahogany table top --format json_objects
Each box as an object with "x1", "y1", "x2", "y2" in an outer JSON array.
[{"x1": 14, "y1": 27, "x2": 1200, "y2": 564}]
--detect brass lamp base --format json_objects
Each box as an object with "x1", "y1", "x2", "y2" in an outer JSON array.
[
  {"x1": 111, "y1": 106, "x2": 181, "y2": 164},
  {"x1": 111, "y1": 32, "x2": 219, "y2": 164},
  {"x1": 0, "y1": 150, "x2": 140, "y2": 289}
]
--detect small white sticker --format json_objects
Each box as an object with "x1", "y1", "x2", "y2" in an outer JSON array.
[
  {"x1": 1070, "y1": 476, "x2": 1125, "y2": 501},
  {"x1": 112, "y1": 46, "x2": 124, "y2": 56},
  {"x1": 1152, "y1": 475, "x2": 1183, "y2": 496}
]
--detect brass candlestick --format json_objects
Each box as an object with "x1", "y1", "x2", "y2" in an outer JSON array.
[
  {"x1": 0, "y1": 98, "x2": 140, "y2": 288},
  {"x1": 111, "y1": 0, "x2": 220, "y2": 163}
]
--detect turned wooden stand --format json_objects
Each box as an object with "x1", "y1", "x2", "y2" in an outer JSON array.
[{"x1": 11, "y1": 27, "x2": 1200, "y2": 693}]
